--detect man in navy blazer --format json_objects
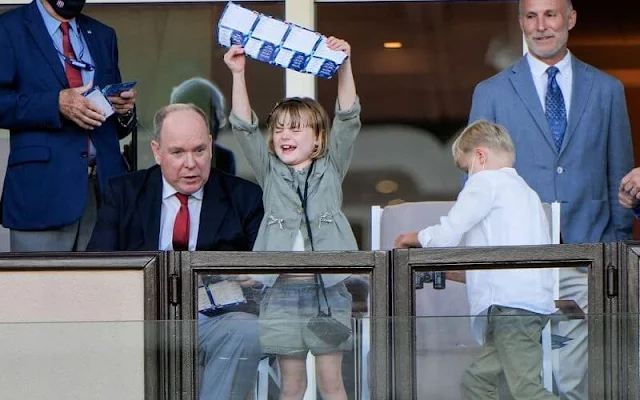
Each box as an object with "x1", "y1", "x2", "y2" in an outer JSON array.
[
  {"x1": 0, "y1": 0, "x2": 136, "y2": 252},
  {"x1": 468, "y1": 0, "x2": 633, "y2": 398},
  {"x1": 87, "y1": 103, "x2": 264, "y2": 400}
]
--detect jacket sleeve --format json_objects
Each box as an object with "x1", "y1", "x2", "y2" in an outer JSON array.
[
  {"x1": 607, "y1": 80, "x2": 634, "y2": 239},
  {"x1": 86, "y1": 179, "x2": 121, "y2": 251},
  {"x1": 110, "y1": 30, "x2": 135, "y2": 140},
  {"x1": 244, "y1": 187, "x2": 264, "y2": 250},
  {"x1": 328, "y1": 96, "x2": 362, "y2": 180},
  {"x1": 230, "y1": 110, "x2": 270, "y2": 187},
  {"x1": 0, "y1": 23, "x2": 62, "y2": 131}
]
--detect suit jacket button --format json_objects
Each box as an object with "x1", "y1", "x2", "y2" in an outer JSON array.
[{"x1": 556, "y1": 167, "x2": 564, "y2": 174}]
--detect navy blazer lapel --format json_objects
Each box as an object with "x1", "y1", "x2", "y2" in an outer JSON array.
[
  {"x1": 509, "y1": 57, "x2": 557, "y2": 153},
  {"x1": 196, "y1": 170, "x2": 229, "y2": 249},
  {"x1": 140, "y1": 167, "x2": 163, "y2": 250},
  {"x1": 24, "y1": 1, "x2": 68, "y2": 88},
  {"x1": 76, "y1": 16, "x2": 100, "y2": 79},
  {"x1": 561, "y1": 57, "x2": 593, "y2": 155}
]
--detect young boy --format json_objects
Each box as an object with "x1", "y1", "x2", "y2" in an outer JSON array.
[{"x1": 395, "y1": 120, "x2": 558, "y2": 400}]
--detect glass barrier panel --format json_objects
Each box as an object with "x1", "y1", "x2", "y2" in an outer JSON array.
[
  {"x1": 0, "y1": 315, "x2": 636, "y2": 399},
  {"x1": 0, "y1": 320, "x2": 154, "y2": 399},
  {"x1": 412, "y1": 266, "x2": 593, "y2": 400},
  {"x1": 195, "y1": 271, "x2": 371, "y2": 399},
  {"x1": 404, "y1": 314, "x2": 629, "y2": 400}
]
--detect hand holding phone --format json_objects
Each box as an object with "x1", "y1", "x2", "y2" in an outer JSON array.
[
  {"x1": 102, "y1": 80, "x2": 137, "y2": 97},
  {"x1": 104, "y1": 81, "x2": 137, "y2": 115}
]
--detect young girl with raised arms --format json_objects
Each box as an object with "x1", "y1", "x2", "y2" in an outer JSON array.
[{"x1": 224, "y1": 37, "x2": 360, "y2": 400}]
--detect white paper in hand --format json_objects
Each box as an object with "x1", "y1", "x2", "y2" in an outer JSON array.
[
  {"x1": 209, "y1": 280, "x2": 246, "y2": 307},
  {"x1": 85, "y1": 88, "x2": 114, "y2": 119},
  {"x1": 217, "y1": 2, "x2": 347, "y2": 79}
]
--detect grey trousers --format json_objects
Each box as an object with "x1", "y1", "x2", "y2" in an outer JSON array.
[
  {"x1": 198, "y1": 311, "x2": 262, "y2": 400},
  {"x1": 461, "y1": 305, "x2": 558, "y2": 400},
  {"x1": 10, "y1": 177, "x2": 98, "y2": 252}
]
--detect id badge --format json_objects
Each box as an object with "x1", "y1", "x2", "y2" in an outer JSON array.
[{"x1": 207, "y1": 280, "x2": 246, "y2": 309}]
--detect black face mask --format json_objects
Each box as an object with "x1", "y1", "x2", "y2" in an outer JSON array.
[{"x1": 46, "y1": 0, "x2": 86, "y2": 20}]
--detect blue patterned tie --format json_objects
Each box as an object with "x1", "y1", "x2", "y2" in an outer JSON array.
[{"x1": 545, "y1": 66, "x2": 567, "y2": 152}]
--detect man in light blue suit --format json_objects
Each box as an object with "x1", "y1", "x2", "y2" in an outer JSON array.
[{"x1": 468, "y1": 0, "x2": 633, "y2": 398}]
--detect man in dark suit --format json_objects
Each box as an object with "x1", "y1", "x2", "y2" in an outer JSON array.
[
  {"x1": 468, "y1": 1, "x2": 633, "y2": 398},
  {"x1": 0, "y1": 0, "x2": 136, "y2": 252},
  {"x1": 87, "y1": 103, "x2": 264, "y2": 400},
  {"x1": 170, "y1": 77, "x2": 237, "y2": 175}
]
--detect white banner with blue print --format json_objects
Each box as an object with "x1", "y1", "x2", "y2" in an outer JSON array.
[{"x1": 217, "y1": 2, "x2": 348, "y2": 79}]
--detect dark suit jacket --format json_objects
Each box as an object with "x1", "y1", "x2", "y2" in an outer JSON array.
[
  {"x1": 0, "y1": 2, "x2": 132, "y2": 230},
  {"x1": 214, "y1": 144, "x2": 236, "y2": 176},
  {"x1": 86, "y1": 165, "x2": 264, "y2": 252}
]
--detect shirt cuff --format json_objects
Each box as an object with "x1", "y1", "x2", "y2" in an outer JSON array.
[
  {"x1": 117, "y1": 109, "x2": 135, "y2": 127},
  {"x1": 417, "y1": 228, "x2": 431, "y2": 247}
]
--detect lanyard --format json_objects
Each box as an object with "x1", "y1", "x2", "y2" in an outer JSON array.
[
  {"x1": 294, "y1": 161, "x2": 332, "y2": 315},
  {"x1": 53, "y1": 25, "x2": 95, "y2": 71},
  {"x1": 296, "y1": 160, "x2": 315, "y2": 251},
  {"x1": 58, "y1": 50, "x2": 95, "y2": 71}
]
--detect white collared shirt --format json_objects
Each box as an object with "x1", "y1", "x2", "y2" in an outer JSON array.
[
  {"x1": 526, "y1": 51, "x2": 573, "y2": 119},
  {"x1": 418, "y1": 168, "x2": 556, "y2": 341},
  {"x1": 159, "y1": 177, "x2": 203, "y2": 251}
]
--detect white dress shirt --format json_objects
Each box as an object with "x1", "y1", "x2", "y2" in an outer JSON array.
[
  {"x1": 418, "y1": 168, "x2": 556, "y2": 341},
  {"x1": 159, "y1": 177, "x2": 203, "y2": 251},
  {"x1": 527, "y1": 51, "x2": 573, "y2": 119}
]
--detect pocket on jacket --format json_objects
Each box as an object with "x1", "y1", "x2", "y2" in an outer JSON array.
[{"x1": 7, "y1": 146, "x2": 51, "y2": 167}]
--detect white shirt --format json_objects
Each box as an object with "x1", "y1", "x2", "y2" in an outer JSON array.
[
  {"x1": 418, "y1": 168, "x2": 556, "y2": 341},
  {"x1": 527, "y1": 51, "x2": 573, "y2": 119},
  {"x1": 159, "y1": 177, "x2": 203, "y2": 251}
]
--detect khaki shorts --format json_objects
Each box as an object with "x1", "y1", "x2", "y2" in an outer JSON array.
[{"x1": 258, "y1": 279, "x2": 353, "y2": 357}]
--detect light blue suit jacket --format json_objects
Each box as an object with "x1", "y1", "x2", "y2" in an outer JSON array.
[{"x1": 469, "y1": 55, "x2": 634, "y2": 244}]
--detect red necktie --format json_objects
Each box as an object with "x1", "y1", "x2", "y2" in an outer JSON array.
[
  {"x1": 60, "y1": 22, "x2": 83, "y2": 88},
  {"x1": 172, "y1": 193, "x2": 190, "y2": 251}
]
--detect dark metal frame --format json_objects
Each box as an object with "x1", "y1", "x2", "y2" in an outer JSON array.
[
  {"x1": 618, "y1": 242, "x2": 640, "y2": 400},
  {"x1": 0, "y1": 251, "x2": 168, "y2": 400},
  {"x1": 392, "y1": 244, "x2": 608, "y2": 400},
  {"x1": 175, "y1": 250, "x2": 391, "y2": 400}
]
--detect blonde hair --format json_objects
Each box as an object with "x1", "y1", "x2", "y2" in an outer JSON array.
[
  {"x1": 266, "y1": 97, "x2": 330, "y2": 160},
  {"x1": 451, "y1": 120, "x2": 516, "y2": 166}
]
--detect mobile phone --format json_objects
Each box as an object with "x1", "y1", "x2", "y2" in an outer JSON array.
[{"x1": 102, "y1": 80, "x2": 137, "y2": 96}]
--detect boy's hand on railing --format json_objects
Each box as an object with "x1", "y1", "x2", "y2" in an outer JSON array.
[
  {"x1": 394, "y1": 232, "x2": 421, "y2": 249},
  {"x1": 446, "y1": 271, "x2": 466, "y2": 284}
]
